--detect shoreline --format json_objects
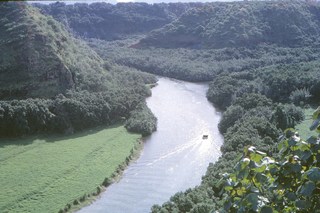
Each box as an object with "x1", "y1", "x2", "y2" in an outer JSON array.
[
  {"x1": 68, "y1": 83, "x2": 157, "y2": 212},
  {"x1": 63, "y1": 138, "x2": 145, "y2": 213}
]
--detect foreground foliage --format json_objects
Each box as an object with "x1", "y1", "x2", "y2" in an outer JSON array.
[{"x1": 222, "y1": 107, "x2": 320, "y2": 212}]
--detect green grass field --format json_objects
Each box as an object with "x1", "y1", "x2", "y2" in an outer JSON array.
[
  {"x1": 0, "y1": 125, "x2": 140, "y2": 213},
  {"x1": 295, "y1": 107, "x2": 316, "y2": 139}
]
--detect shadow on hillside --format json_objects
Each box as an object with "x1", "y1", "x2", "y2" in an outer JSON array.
[
  {"x1": 0, "y1": 123, "x2": 125, "y2": 148},
  {"x1": 45, "y1": 123, "x2": 124, "y2": 143}
]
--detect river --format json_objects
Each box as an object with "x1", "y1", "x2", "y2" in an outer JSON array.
[{"x1": 78, "y1": 77, "x2": 223, "y2": 213}]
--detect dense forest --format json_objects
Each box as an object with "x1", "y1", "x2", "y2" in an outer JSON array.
[
  {"x1": 34, "y1": 2, "x2": 202, "y2": 40},
  {"x1": 2, "y1": 0, "x2": 320, "y2": 212},
  {"x1": 140, "y1": 1, "x2": 320, "y2": 49}
]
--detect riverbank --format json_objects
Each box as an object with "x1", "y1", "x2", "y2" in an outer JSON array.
[
  {"x1": 0, "y1": 125, "x2": 142, "y2": 213},
  {"x1": 295, "y1": 106, "x2": 317, "y2": 139},
  {"x1": 70, "y1": 137, "x2": 144, "y2": 213}
]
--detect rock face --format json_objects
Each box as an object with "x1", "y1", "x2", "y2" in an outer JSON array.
[{"x1": 0, "y1": 2, "x2": 105, "y2": 99}]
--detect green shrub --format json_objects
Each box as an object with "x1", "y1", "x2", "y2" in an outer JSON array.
[
  {"x1": 125, "y1": 102, "x2": 157, "y2": 136},
  {"x1": 102, "y1": 177, "x2": 113, "y2": 187},
  {"x1": 219, "y1": 105, "x2": 245, "y2": 134},
  {"x1": 73, "y1": 199, "x2": 79, "y2": 205}
]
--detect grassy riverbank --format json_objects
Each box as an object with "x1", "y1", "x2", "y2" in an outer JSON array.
[
  {"x1": 0, "y1": 125, "x2": 141, "y2": 213},
  {"x1": 295, "y1": 107, "x2": 316, "y2": 139}
]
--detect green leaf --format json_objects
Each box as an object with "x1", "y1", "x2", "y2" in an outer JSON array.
[
  {"x1": 251, "y1": 153, "x2": 263, "y2": 162},
  {"x1": 241, "y1": 158, "x2": 250, "y2": 169},
  {"x1": 290, "y1": 163, "x2": 302, "y2": 173},
  {"x1": 284, "y1": 128, "x2": 295, "y2": 138},
  {"x1": 236, "y1": 187, "x2": 246, "y2": 196},
  {"x1": 224, "y1": 200, "x2": 232, "y2": 211},
  {"x1": 312, "y1": 107, "x2": 320, "y2": 120},
  {"x1": 285, "y1": 192, "x2": 296, "y2": 201},
  {"x1": 224, "y1": 186, "x2": 233, "y2": 191},
  {"x1": 299, "y1": 181, "x2": 315, "y2": 197},
  {"x1": 268, "y1": 164, "x2": 279, "y2": 175},
  {"x1": 261, "y1": 205, "x2": 273, "y2": 213},
  {"x1": 297, "y1": 141, "x2": 310, "y2": 151},
  {"x1": 309, "y1": 118, "x2": 320, "y2": 131},
  {"x1": 295, "y1": 200, "x2": 306, "y2": 209},
  {"x1": 288, "y1": 136, "x2": 300, "y2": 147},
  {"x1": 306, "y1": 136, "x2": 318, "y2": 144},
  {"x1": 306, "y1": 167, "x2": 320, "y2": 182},
  {"x1": 253, "y1": 164, "x2": 267, "y2": 173},
  {"x1": 245, "y1": 193, "x2": 258, "y2": 211},
  {"x1": 255, "y1": 173, "x2": 268, "y2": 185},
  {"x1": 278, "y1": 140, "x2": 289, "y2": 153},
  {"x1": 295, "y1": 199, "x2": 311, "y2": 209},
  {"x1": 300, "y1": 150, "x2": 312, "y2": 162}
]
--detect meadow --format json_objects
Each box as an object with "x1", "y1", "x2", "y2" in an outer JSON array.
[
  {"x1": 0, "y1": 125, "x2": 140, "y2": 213},
  {"x1": 295, "y1": 107, "x2": 316, "y2": 139}
]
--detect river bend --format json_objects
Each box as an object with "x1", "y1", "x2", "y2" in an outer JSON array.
[{"x1": 79, "y1": 77, "x2": 223, "y2": 213}]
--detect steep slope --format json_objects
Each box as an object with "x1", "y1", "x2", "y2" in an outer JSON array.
[
  {"x1": 0, "y1": 2, "x2": 106, "y2": 99},
  {"x1": 0, "y1": 2, "x2": 157, "y2": 137},
  {"x1": 34, "y1": 2, "x2": 203, "y2": 40},
  {"x1": 139, "y1": 1, "x2": 320, "y2": 48}
]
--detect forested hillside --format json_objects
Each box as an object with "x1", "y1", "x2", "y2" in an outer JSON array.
[
  {"x1": 0, "y1": 2, "x2": 106, "y2": 99},
  {"x1": 0, "y1": 2, "x2": 157, "y2": 137},
  {"x1": 88, "y1": 38, "x2": 320, "y2": 82},
  {"x1": 139, "y1": 1, "x2": 320, "y2": 48},
  {"x1": 34, "y1": 2, "x2": 202, "y2": 40}
]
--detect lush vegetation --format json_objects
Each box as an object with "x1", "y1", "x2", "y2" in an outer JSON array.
[
  {"x1": 0, "y1": 2, "x2": 107, "y2": 99},
  {"x1": 143, "y1": 4, "x2": 320, "y2": 208},
  {"x1": 0, "y1": 66, "x2": 157, "y2": 137},
  {"x1": 151, "y1": 88, "x2": 310, "y2": 213},
  {"x1": 220, "y1": 108, "x2": 320, "y2": 212},
  {"x1": 147, "y1": 45, "x2": 319, "y2": 211},
  {"x1": 125, "y1": 102, "x2": 157, "y2": 136},
  {"x1": 207, "y1": 61, "x2": 320, "y2": 110},
  {"x1": 0, "y1": 125, "x2": 140, "y2": 213},
  {"x1": 87, "y1": 38, "x2": 320, "y2": 83},
  {"x1": 0, "y1": 3, "x2": 159, "y2": 213},
  {"x1": 0, "y1": 2, "x2": 158, "y2": 137},
  {"x1": 34, "y1": 2, "x2": 202, "y2": 40},
  {"x1": 140, "y1": 1, "x2": 320, "y2": 49},
  {"x1": 2, "y1": 1, "x2": 320, "y2": 213},
  {"x1": 69, "y1": 2, "x2": 320, "y2": 212}
]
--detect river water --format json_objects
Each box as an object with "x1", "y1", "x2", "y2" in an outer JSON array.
[{"x1": 78, "y1": 77, "x2": 223, "y2": 213}]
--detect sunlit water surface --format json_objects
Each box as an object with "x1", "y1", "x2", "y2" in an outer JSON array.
[{"x1": 78, "y1": 77, "x2": 223, "y2": 213}]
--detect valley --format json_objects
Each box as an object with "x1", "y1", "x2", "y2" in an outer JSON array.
[{"x1": 1, "y1": 1, "x2": 320, "y2": 212}]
